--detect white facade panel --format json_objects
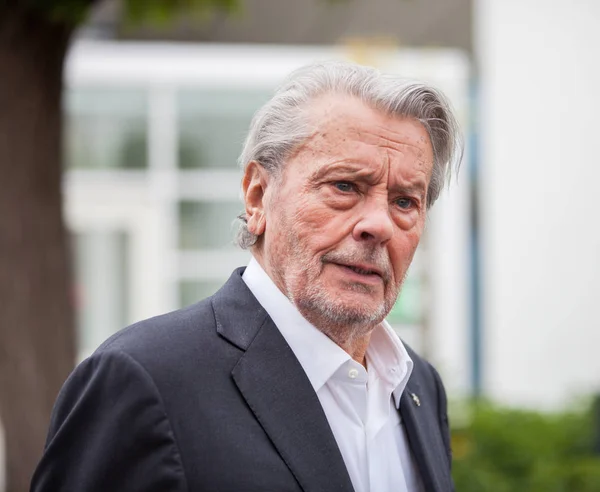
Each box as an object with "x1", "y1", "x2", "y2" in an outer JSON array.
[{"x1": 476, "y1": 0, "x2": 600, "y2": 408}]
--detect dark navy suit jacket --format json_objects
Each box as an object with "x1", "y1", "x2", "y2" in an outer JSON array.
[{"x1": 31, "y1": 268, "x2": 454, "y2": 491}]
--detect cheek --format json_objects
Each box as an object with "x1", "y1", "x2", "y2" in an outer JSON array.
[
  {"x1": 290, "y1": 197, "x2": 352, "y2": 248},
  {"x1": 389, "y1": 229, "x2": 423, "y2": 277}
]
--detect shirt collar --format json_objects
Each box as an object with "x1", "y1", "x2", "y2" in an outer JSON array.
[
  {"x1": 242, "y1": 257, "x2": 413, "y2": 404},
  {"x1": 366, "y1": 321, "x2": 414, "y2": 408}
]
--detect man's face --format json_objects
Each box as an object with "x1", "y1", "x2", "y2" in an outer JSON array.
[{"x1": 247, "y1": 94, "x2": 434, "y2": 339}]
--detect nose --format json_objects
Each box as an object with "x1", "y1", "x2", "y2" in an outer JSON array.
[{"x1": 352, "y1": 200, "x2": 394, "y2": 245}]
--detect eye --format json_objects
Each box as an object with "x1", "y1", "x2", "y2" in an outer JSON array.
[
  {"x1": 333, "y1": 181, "x2": 356, "y2": 192},
  {"x1": 395, "y1": 197, "x2": 415, "y2": 210}
]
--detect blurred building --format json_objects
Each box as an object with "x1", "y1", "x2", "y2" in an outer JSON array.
[
  {"x1": 60, "y1": 0, "x2": 475, "y2": 401},
  {"x1": 63, "y1": 41, "x2": 472, "y2": 398},
  {"x1": 82, "y1": 0, "x2": 472, "y2": 52},
  {"x1": 61, "y1": 0, "x2": 600, "y2": 412}
]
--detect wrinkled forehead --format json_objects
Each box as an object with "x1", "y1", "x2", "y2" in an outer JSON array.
[{"x1": 298, "y1": 93, "x2": 433, "y2": 162}]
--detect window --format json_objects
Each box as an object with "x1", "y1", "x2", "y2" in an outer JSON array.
[{"x1": 65, "y1": 88, "x2": 148, "y2": 170}]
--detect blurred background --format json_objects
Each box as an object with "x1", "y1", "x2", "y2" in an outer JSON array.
[{"x1": 1, "y1": 0, "x2": 599, "y2": 490}]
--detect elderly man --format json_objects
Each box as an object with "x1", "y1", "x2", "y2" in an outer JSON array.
[{"x1": 31, "y1": 62, "x2": 461, "y2": 492}]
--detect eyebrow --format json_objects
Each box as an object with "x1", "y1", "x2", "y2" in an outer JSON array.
[
  {"x1": 310, "y1": 164, "x2": 427, "y2": 200},
  {"x1": 308, "y1": 163, "x2": 377, "y2": 182},
  {"x1": 390, "y1": 182, "x2": 427, "y2": 201}
]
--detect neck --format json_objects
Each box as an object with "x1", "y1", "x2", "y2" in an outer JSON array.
[{"x1": 330, "y1": 332, "x2": 371, "y2": 368}]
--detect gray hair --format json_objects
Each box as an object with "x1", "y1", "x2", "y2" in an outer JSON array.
[{"x1": 236, "y1": 60, "x2": 463, "y2": 249}]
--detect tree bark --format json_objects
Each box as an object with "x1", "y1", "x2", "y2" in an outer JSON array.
[{"x1": 0, "y1": 7, "x2": 75, "y2": 492}]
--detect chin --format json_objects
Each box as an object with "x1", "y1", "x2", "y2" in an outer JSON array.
[
  {"x1": 299, "y1": 293, "x2": 387, "y2": 329},
  {"x1": 291, "y1": 276, "x2": 391, "y2": 324},
  {"x1": 333, "y1": 287, "x2": 385, "y2": 309}
]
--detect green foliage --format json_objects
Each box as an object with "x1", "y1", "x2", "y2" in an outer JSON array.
[
  {"x1": 123, "y1": 0, "x2": 240, "y2": 26},
  {"x1": 451, "y1": 400, "x2": 600, "y2": 492},
  {"x1": 22, "y1": 0, "x2": 240, "y2": 27}
]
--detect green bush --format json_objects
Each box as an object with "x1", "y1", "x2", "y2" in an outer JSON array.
[{"x1": 451, "y1": 400, "x2": 600, "y2": 491}]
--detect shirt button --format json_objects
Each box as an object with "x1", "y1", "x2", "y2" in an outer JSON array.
[{"x1": 348, "y1": 368, "x2": 359, "y2": 379}]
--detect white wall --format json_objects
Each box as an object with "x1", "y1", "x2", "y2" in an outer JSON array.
[{"x1": 476, "y1": 0, "x2": 600, "y2": 408}]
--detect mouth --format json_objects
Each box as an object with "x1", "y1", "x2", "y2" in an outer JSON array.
[{"x1": 332, "y1": 262, "x2": 384, "y2": 281}]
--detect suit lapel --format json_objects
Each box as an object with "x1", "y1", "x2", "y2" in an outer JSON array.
[
  {"x1": 212, "y1": 269, "x2": 354, "y2": 492},
  {"x1": 400, "y1": 381, "x2": 452, "y2": 492}
]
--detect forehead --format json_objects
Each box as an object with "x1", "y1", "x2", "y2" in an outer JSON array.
[{"x1": 297, "y1": 93, "x2": 433, "y2": 167}]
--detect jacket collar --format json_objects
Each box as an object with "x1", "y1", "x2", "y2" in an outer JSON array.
[
  {"x1": 400, "y1": 348, "x2": 454, "y2": 492},
  {"x1": 212, "y1": 268, "x2": 355, "y2": 492}
]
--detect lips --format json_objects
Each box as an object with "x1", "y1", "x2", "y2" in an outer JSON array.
[{"x1": 335, "y1": 262, "x2": 383, "y2": 278}]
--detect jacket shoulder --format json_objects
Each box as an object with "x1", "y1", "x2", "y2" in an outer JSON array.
[{"x1": 94, "y1": 298, "x2": 220, "y2": 370}]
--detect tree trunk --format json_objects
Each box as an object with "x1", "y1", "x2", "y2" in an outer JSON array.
[{"x1": 0, "y1": 8, "x2": 75, "y2": 492}]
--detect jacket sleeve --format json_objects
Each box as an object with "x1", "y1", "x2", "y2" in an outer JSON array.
[{"x1": 30, "y1": 350, "x2": 188, "y2": 492}]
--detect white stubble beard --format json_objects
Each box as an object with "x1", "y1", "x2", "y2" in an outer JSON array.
[{"x1": 281, "y1": 231, "x2": 405, "y2": 347}]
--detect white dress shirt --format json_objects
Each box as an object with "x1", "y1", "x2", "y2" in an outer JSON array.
[{"x1": 242, "y1": 258, "x2": 423, "y2": 492}]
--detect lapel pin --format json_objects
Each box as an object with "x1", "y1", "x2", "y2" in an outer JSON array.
[{"x1": 410, "y1": 392, "x2": 421, "y2": 407}]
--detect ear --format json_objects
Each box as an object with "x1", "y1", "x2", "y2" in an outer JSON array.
[{"x1": 242, "y1": 160, "x2": 270, "y2": 237}]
